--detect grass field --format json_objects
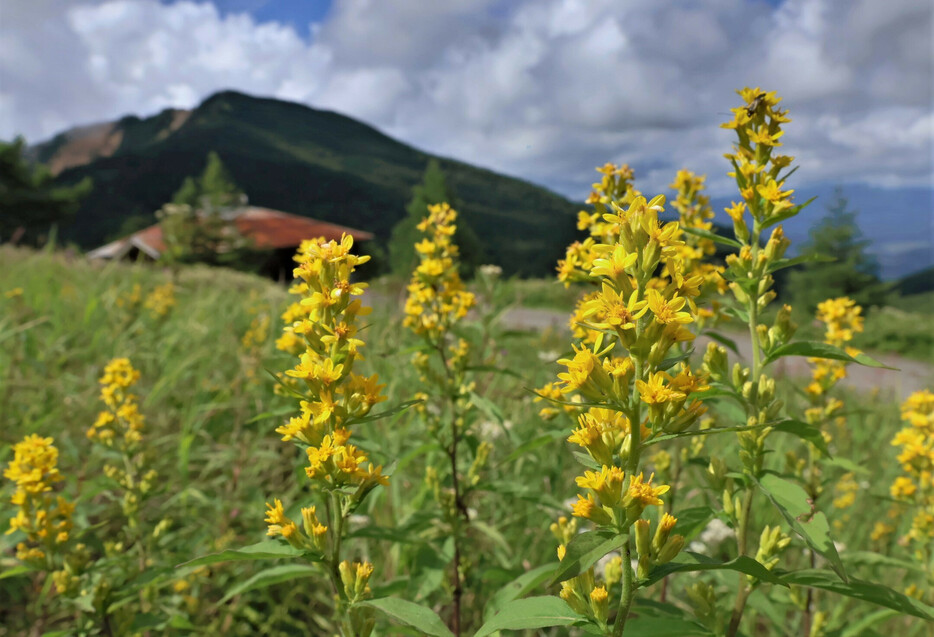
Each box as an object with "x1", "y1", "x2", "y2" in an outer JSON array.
[{"x1": 2, "y1": 243, "x2": 932, "y2": 636}]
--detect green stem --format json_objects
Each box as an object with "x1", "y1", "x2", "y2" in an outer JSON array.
[
  {"x1": 727, "y1": 222, "x2": 764, "y2": 637},
  {"x1": 611, "y1": 335, "x2": 645, "y2": 635},
  {"x1": 611, "y1": 535, "x2": 634, "y2": 637}
]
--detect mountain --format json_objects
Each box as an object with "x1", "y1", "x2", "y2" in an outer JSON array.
[
  {"x1": 30, "y1": 90, "x2": 579, "y2": 276},
  {"x1": 711, "y1": 183, "x2": 934, "y2": 280},
  {"x1": 895, "y1": 265, "x2": 934, "y2": 296}
]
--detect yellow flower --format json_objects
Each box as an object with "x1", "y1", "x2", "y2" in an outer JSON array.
[
  {"x1": 646, "y1": 290, "x2": 692, "y2": 325},
  {"x1": 581, "y1": 284, "x2": 648, "y2": 332},
  {"x1": 626, "y1": 473, "x2": 670, "y2": 508},
  {"x1": 891, "y1": 476, "x2": 916, "y2": 499},
  {"x1": 4, "y1": 435, "x2": 74, "y2": 561},
  {"x1": 636, "y1": 372, "x2": 685, "y2": 405}
]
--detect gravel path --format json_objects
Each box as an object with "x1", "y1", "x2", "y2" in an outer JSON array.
[{"x1": 501, "y1": 307, "x2": 934, "y2": 400}]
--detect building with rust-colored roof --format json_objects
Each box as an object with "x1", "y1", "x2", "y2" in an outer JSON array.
[{"x1": 88, "y1": 206, "x2": 373, "y2": 279}]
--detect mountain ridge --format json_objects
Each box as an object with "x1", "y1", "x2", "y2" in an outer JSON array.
[{"x1": 34, "y1": 90, "x2": 580, "y2": 276}]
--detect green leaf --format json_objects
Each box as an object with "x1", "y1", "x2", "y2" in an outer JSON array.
[
  {"x1": 763, "y1": 341, "x2": 895, "y2": 370},
  {"x1": 550, "y1": 531, "x2": 621, "y2": 585},
  {"x1": 246, "y1": 407, "x2": 299, "y2": 425},
  {"x1": 670, "y1": 507, "x2": 717, "y2": 542},
  {"x1": 756, "y1": 474, "x2": 847, "y2": 581},
  {"x1": 263, "y1": 367, "x2": 308, "y2": 400},
  {"x1": 771, "y1": 419, "x2": 831, "y2": 457},
  {"x1": 178, "y1": 540, "x2": 315, "y2": 568},
  {"x1": 622, "y1": 617, "x2": 713, "y2": 636},
  {"x1": 464, "y1": 364, "x2": 524, "y2": 379},
  {"x1": 484, "y1": 563, "x2": 558, "y2": 621},
  {"x1": 681, "y1": 226, "x2": 742, "y2": 248},
  {"x1": 702, "y1": 331, "x2": 740, "y2": 355},
  {"x1": 781, "y1": 569, "x2": 934, "y2": 620},
  {"x1": 0, "y1": 564, "x2": 35, "y2": 580},
  {"x1": 658, "y1": 348, "x2": 694, "y2": 372},
  {"x1": 841, "y1": 550, "x2": 923, "y2": 573},
  {"x1": 347, "y1": 399, "x2": 424, "y2": 425},
  {"x1": 766, "y1": 253, "x2": 834, "y2": 274},
  {"x1": 838, "y1": 609, "x2": 900, "y2": 637},
  {"x1": 500, "y1": 430, "x2": 566, "y2": 465},
  {"x1": 219, "y1": 564, "x2": 318, "y2": 604},
  {"x1": 360, "y1": 598, "x2": 454, "y2": 637},
  {"x1": 761, "y1": 195, "x2": 817, "y2": 229},
  {"x1": 473, "y1": 596, "x2": 586, "y2": 636},
  {"x1": 643, "y1": 553, "x2": 785, "y2": 587}
]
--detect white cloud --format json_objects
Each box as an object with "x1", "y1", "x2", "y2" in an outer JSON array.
[{"x1": 0, "y1": 0, "x2": 930, "y2": 198}]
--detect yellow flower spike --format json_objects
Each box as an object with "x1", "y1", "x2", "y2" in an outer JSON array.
[{"x1": 4, "y1": 435, "x2": 75, "y2": 565}]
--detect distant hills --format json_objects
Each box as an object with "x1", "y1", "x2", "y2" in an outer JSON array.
[{"x1": 29, "y1": 90, "x2": 579, "y2": 276}]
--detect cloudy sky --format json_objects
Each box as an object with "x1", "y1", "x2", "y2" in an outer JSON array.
[{"x1": 1, "y1": 0, "x2": 931, "y2": 200}]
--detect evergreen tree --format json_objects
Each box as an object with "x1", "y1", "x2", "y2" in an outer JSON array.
[
  {"x1": 388, "y1": 159, "x2": 483, "y2": 277},
  {"x1": 788, "y1": 188, "x2": 888, "y2": 311},
  {"x1": 0, "y1": 137, "x2": 91, "y2": 244},
  {"x1": 171, "y1": 176, "x2": 199, "y2": 207},
  {"x1": 198, "y1": 151, "x2": 243, "y2": 207},
  {"x1": 171, "y1": 152, "x2": 243, "y2": 208},
  {"x1": 159, "y1": 152, "x2": 253, "y2": 267}
]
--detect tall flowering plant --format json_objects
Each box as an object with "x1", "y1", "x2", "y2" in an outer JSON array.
[
  {"x1": 547, "y1": 192, "x2": 709, "y2": 635},
  {"x1": 890, "y1": 390, "x2": 934, "y2": 603},
  {"x1": 265, "y1": 235, "x2": 389, "y2": 637},
  {"x1": 403, "y1": 202, "x2": 488, "y2": 635}
]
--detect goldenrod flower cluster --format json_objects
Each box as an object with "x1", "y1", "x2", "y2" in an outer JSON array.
[
  {"x1": 403, "y1": 203, "x2": 476, "y2": 341},
  {"x1": 720, "y1": 89, "x2": 799, "y2": 333},
  {"x1": 88, "y1": 358, "x2": 156, "y2": 523},
  {"x1": 891, "y1": 390, "x2": 934, "y2": 532},
  {"x1": 88, "y1": 358, "x2": 144, "y2": 448},
  {"x1": 143, "y1": 282, "x2": 176, "y2": 318},
  {"x1": 116, "y1": 283, "x2": 142, "y2": 311},
  {"x1": 667, "y1": 170, "x2": 728, "y2": 322},
  {"x1": 4, "y1": 435, "x2": 74, "y2": 565},
  {"x1": 557, "y1": 163, "x2": 640, "y2": 287},
  {"x1": 806, "y1": 297, "x2": 864, "y2": 400},
  {"x1": 266, "y1": 234, "x2": 387, "y2": 551},
  {"x1": 721, "y1": 88, "x2": 796, "y2": 234},
  {"x1": 551, "y1": 189, "x2": 712, "y2": 629},
  {"x1": 557, "y1": 164, "x2": 724, "y2": 352}
]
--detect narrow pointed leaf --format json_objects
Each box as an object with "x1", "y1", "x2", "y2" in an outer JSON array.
[
  {"x1": 178, "y1": 540, "x2": 315, "y2": 568},
  {"x1": 550, "y1": 531, "x2": 621, "y2": 585},
  {"x1": 219, "y1": 564, "x2": 318, "y2": 604},
  {"x1": 682, "y1": 226, "x2": 743, "y2": 248},
  {"x1": 474, "y1": 596, "x2": 586, "y2": 637},
  {"x1": 771, "y1": 419, "x2": 831, "y2": 457},
  {"x1": 782, "y1": 569, "x2": 934, "y2": 620},
  {"x1": 360, "y1": 598, "x2": 454, "y2": 637},
  {"x1": 484, "y1": 563, "x2": 559, "y2": 620},
  {"x1": 643, "y1": 553, "x2": 785, "y2": 587},
  {"x1": 756, "y1": 474, "x2": 847, "y2": 581},
  {"x1": 763, "y1": 341, "x2": 895, "y2": 370}
]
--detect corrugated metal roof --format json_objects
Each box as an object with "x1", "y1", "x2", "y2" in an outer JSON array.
[{"x1": 88, "y1": 207, "x2": 374, "y2": 259}]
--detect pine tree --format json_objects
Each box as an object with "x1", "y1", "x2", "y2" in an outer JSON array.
[
  {"x1": 159, "y1": 152, "x2": 251, "y2": 267},
  {"x1": 788, "y1": 188, "x2": 888, "y2": 311},
  {"x1": 388, "y1": 159, "x2": 483, "y2": 277},
  {"x1": 198, "y1": 151, "x2": 243, "y2": 208},
  {"x1": 0, "y1": 137, "x2": 91, "y2": 245}
]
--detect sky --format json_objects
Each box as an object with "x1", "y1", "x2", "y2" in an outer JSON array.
[{"x1": 1, "y1": 0, "x2": 932, "y2": 206}]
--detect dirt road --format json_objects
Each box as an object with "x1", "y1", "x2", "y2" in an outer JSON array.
[{"x1": 501, "y1": 307, "x2": 934, "y2": 400}]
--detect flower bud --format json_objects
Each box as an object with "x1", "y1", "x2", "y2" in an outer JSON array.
[
  {"x1": 656, "y1": 535, "x2": 685, "y2": 564},
  {"x1": 634, "y1": 519, "x2": 651, "y2": 558}
]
